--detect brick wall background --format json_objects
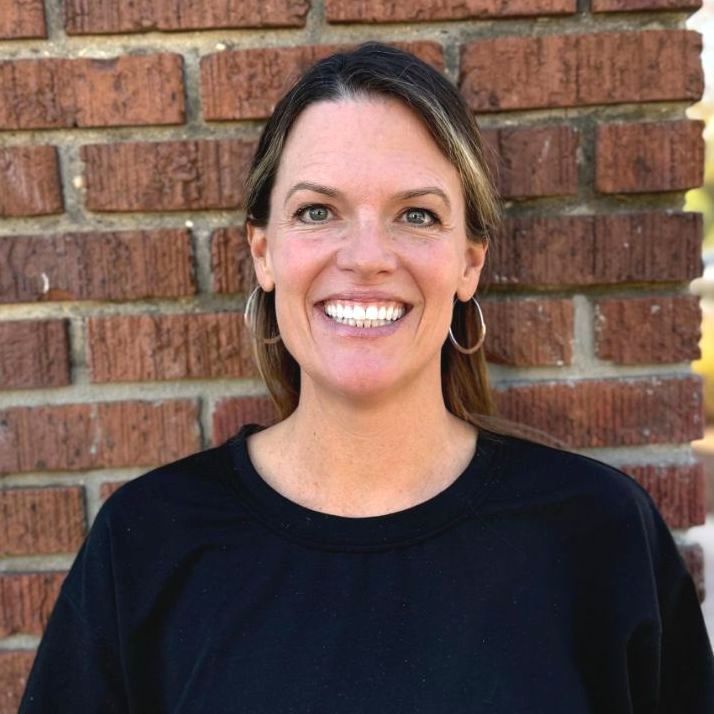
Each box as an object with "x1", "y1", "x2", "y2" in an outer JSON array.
[{"x1": 0, "y1": 0, "x2": 707, "y2": 708}]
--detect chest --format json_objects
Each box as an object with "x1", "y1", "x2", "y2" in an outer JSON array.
[{"x1": 119, "y1": 536, "x2": 615, "y2": 714}]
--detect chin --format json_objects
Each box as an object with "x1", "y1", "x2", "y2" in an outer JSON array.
[
  {"x1": 317, "y1": 366, "x2": 421, "y2": 406},
  {"x1": 332, "y1": 374, "x2": 396, "y2": 399},
  {"x1": 297, "y1": 349, "x2": 440, "y2": 406}
]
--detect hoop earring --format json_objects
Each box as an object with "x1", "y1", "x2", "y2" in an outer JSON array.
[
  {"x1": 448, "y1": 297, "x2": 486, "y2": 355},
  {"x1": 243, "y1": 286, "x2": 282, "y2": 345}
]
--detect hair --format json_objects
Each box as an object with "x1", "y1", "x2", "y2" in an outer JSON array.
[{"x1": 244, "y1": 42, "x2": 502, "y2": 428}]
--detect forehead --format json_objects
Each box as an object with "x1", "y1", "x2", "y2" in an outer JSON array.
[{"x1": 273, "y1": 96, "x2": 463, "y2": 197}]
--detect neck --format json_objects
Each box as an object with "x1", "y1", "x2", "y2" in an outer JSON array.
[{"x1": 249, "y1": 374, "x2": 477, "y2": 517}]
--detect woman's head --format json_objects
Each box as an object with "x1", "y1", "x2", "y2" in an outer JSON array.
[{"x1": 244, "y1": 42, "x2": 500, "y2": 422}]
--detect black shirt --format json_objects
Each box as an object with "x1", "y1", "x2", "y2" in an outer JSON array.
[{"x1": 19, "y1": 427, "x2": 714, "y2": 713}]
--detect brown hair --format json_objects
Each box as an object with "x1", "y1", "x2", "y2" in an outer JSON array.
[{"x1": 244, "y1": 42, "x2": 501, "y2": 427}]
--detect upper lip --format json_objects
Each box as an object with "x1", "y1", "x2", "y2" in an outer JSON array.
[{"x1": 319, "y1": 291, "x2": 412, "y2": 305}]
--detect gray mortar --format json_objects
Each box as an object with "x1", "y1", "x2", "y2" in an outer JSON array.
[
  {"x1": 0, "y1": 377, "x2": 269, "y2": 409},
  {"x1": 578, "y1": 442, "x2": 698, "y2": 465},
  {"x1": 42, "y1": 0, "x2": 66, "y2": 43},
  {"x1": 0, "y1": 634, "x2": 41, "y2": 650},
  {"x1": 0, "y1": 552, "x2": 75, "y2": 573},
  {"x1": 191, "y1": 222, "x2": 219, "y2": 295},
  {"x1": 0, "y1": 293, "x2": 250, "y2": 322},
  {"x1": 305, "y1": 0, "x2": 327, "y2": 42},
  {"x1": 0, "y1": 10, "x2": 693, "y2": 61},
  {"x1": 0, "y1": 466, "x2": 145, "y2": 490},
  {"x1": 83, "y1": 479, "x2": 105, "y2": 523},
  {"x1": 56, "y1": 143, "x2": 87, "y2": 224},
  {"x1": 181, "y1": 46, "x2": 204, "y2": 129}
]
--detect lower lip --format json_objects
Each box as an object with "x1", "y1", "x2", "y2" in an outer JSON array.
[{"x1": 315, "y1": 307, "x2": 408, "y2": 337}]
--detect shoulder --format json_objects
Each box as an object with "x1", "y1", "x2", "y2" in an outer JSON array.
[
  {"x1": 481, "y1": 430, "x2": 660, "y2": 529},
  {"x1": 62, "y1": 438, "x2": 249, "y2": 598},
  {"x1": 481, "y1": 432, "x2": 694, "y2": 598},
  {"x1": 95, "y1": 439, "x2": 238, "y2": 531}
]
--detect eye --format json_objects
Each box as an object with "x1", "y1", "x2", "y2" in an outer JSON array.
[
  {"x1": 295, "y1": 205, "x2": 331, "y2": 223},
  {"x1": 402, "y1": 208, "x2": 440, "y2": 226}
]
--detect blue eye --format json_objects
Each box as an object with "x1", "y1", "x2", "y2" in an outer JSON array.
[
  {"x1": 296, "y1": 205, "x2": 330, "y2": 222},
  {"x1": 403, "y1": 208, "x2": 438, "y2": 226}
]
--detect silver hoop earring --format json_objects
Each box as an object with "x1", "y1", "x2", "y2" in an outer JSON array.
[
  {"x1": 448, "y1": 297, "x2": 486, "y2": 355},
  {"x1": 243, "y1": 286, "x2": 282, "y2": 345}
]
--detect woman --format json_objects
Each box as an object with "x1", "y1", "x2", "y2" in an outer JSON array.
[{"x1": 20, "y1": 43, "x2": 714, "y2": 713}]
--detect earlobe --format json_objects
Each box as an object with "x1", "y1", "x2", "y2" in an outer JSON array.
[
  {"x1": 456, "y1": 241, "x2": 487, "y2": 302},
  {"x1": 246, "y1": 222, "x2": 275, "y2": 292}
]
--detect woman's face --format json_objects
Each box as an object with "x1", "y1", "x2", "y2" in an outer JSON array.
[{"x1": 248, "y1": 96, "x2": 486, "y2": 405}]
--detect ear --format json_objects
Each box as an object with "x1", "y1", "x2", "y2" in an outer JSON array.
[
  {"x1": 455, "y1": 240, "x2": 487, "y2": 302},
  {"x1": 246, "y1": 222, "x2": 275, "y2": 292}
]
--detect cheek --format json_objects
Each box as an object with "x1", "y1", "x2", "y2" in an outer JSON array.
[
  {"x1": 409, "y1": 241, "x2": 466, "y2": 290},
  {"x1": 271, "y1": 239, "x2": 334, "y2": 313},
  {"x1": 272, "y1": 242, "x2": 317, "y2": 286}
]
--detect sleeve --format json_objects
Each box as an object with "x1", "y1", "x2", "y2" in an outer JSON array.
[
  {"x1": 656, "y1": 535, "x2": 714, "y2": 713},
  {"x1": 635, "y1": 497, "x2": 714, "y2": 713},
  {"x1": 18, "y1": 504, "x2": 129, "y2": 713}
]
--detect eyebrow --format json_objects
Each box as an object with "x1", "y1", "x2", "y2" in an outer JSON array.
[
  {"x1": 285, "y1": 182, "x2": 341, "y2": 203},
  {"x1": 285, "y1": 182, "x2": 451, "y2": 210},
  {"x1": 393, "y1": 187, "x2": 451, "y2": 210}
]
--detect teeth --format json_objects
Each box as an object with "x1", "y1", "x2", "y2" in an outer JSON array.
[{"x1": 322, "y1": 300, "x2": 407, "y2": 328}]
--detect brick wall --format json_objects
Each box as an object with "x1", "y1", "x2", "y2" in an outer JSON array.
[{"x1": 0, "y1": 0, "x2": 706, "y2": 708}]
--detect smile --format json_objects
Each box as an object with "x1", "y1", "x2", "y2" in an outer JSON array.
[{"x1": 322, "y1": 301, "x2": 407, "y2": 328}]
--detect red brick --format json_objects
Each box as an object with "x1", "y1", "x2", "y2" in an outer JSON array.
[
  {"x1": 593, "y1": 0, "x2": 700, "y2": 10},
  {"x1": 0, "y1": 55, "x2": 184, "y2": 131},
  {"x1": 679, "y1": 542, "x2": 705, "y2": 602},
  {"x1": 0, "y1": 0, "x2": 46, "y2": 39},
  {"x1": 0, "y1": 572, "x2": 65, "y2": 637},
  {"x1": 65, "y1": 0, "x2": 309, "y2": 34},
  {"x1": 482, "y1": 298, "x2": 573, "y2": 366},
  {"x1": 81, "y1": 140, "x2": 254, "y2": 212},
  {"x1": 100, "y1": 481, "x2": 129, "y2": 501},
  {"x1": 326, "y1": 0, "x2": 574, "y2": 22},
  {"x1": 0, "y1": 400, "x2": 200, "y2": 474},
  {"x1": 0, "y1": 320, "x2": 70, "y2": 389},
  {"x1": 0, "y1": 488, "x2": 85, "y2": 556},
  {"x1": 621, "y1": 462, "x2": 706, "y2": 529},
  {"x1": 491, "y1": 212, "x2": 701, "y2": 288},
  {"x1": 0, "y1": 147, "x2": 63, "y2": 218},
  {"x1": 461, "y1": 30, "x2": 702, "y2": 112},
  {"x1": 596, "y1": 120, "x2": 704, "y2": 194},
  {"x1": 211, "y1": 228, "x2": 253, "y2": 294},
  {"x1": 201, "y1": 42, "x2": 443, "y2": 121},
  {"x1": 494, "y1": 376, "x2": 703, "y2": 448},
  {"x1": 212, "y1": 396, "x2": 278, "y2": 445},
  {"x1": 0, "y1": 651, "x2": 35, "y2": 714},
  {"x1": 595, "y1": 295, "x2": 701, "y2": 365},
  {"x1": 0, "y1": 230, "x2": 195, "y2": 304},
  {"x1": 88, "y1": 313, "x2": 255, "y2": 382},
  {"x1": 483, "y1": 125, "x2": 578, "y2": 199}
]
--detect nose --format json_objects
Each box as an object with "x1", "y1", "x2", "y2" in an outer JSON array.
[{"x1": 335, "y1": 219, "x2": 398, "y2": 276}]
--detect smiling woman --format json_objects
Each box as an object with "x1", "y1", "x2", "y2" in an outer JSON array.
[
  {"x1": 19, "y1": 43, "x2": 714, "y2": 713},
  {"x1": 244, "y1": 45, "x2": 499, "y2": 428},
  {"x1": 248, "y1": 96, "x2": 486, "y2": 424}
]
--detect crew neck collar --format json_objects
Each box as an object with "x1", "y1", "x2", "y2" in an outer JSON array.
[{"x1": 225, "y1": 424, "x2": 502, "y2": 552}]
